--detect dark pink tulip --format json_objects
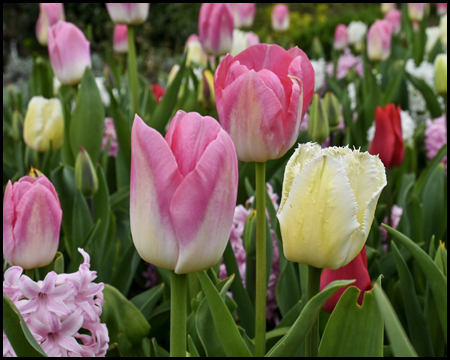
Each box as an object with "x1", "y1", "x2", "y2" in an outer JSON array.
[
  {"x1": 271, "y1": 4, "x2": 289, "y2": 31},
  {"x1": 384, "y1": 9, "x2": 402, "y2": 35},
  {"x1": 113, "y1": 24, "x2": 128, "y2": 53}
]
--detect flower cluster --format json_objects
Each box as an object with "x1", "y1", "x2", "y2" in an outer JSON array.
[
  {"x1": 425, "y1": 114, "x2": 447, "y2": 172},
  {"x1": 3, "y1": 249, "x2": 109, "y2": 357}
]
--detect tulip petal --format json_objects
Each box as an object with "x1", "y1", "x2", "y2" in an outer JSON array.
[
  {"x1": 390, "y1": 105, "x2": 405, "y2": 167},
  {"x1": 171, "y1": 130, "x2": 238, "y2": 274},
  {"x1": 3, "y1": 181, "x2": 15, "y2": 265},
  {"x1": 130, "y1": 116, "x2": 183, "y2": 270},
  {"x1": 369, "y1": 106, "x2": 396, "y2": 167},
  {"x1": 277, "y1": 154, "x2": 360, "y2": 269}
]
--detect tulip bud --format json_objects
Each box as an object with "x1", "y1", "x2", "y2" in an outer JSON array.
[
  {"x1": 384, "y1": 9, "x2": 402, "y2": 35},
  {"x1": 230, "y1": 29, "x2": 260, "y2": 56},
  {"x1": 198, "y1": 4, "x2": 234, "y2": 56},
  {"x1": 333, "y1": 24, "x2": 349, "y2": 51},
  {"x1": 198, "y1": 70, "x2": 215, "y2": 110},
  {"x1": 271, "y1": 4, "x2": 289, "y2": 32},
  {"x1": 308, "y1": 94, "x2": 329, "y2": 145},
  {"x1": 23, "y1": 96, "x2": 64, "y2": 152},
  {"x1": 440, "y1": 14, "x2": 447, "y2": 48},
  {"x1": 323, "y1": 92, "x2": 341, "y2": 128},
  {"x1": 434, "y1": 54, "x2": 447, "y2": 96},
  {"x1": 407, "y1": 3, "x2": 427, "y2": 21},
  {"x1": 28, "y1": 166, "x2": 44, "y2": 178},
  {"x1": 185, "y1": 34, "x2": 208, "y2": 67},
  {"x1": 75, "y1": 147, "x2": 98, "y2": 199},
  {"x1": 113, "y1": 24, "x2": 128, "y2": 53},
  {"x1": 367, "y1": 20, "x2": 392, "y2": 62},
  {"x1": 436, "y1": 3, "x2": 447, "y2": 16},
  {"x1": 48, "y1": 21, "x2": 91, "y2": 85},
  {"x1": 381, "y1": 3, "x2": 396, "y2": 14},
  {"x1": 12, "y1": 110, "x2": 24, "y2": 142},
  {"x1": 228, "y1": 3, "x2": 256, "y2": 29},
  {"x1": 36, "y1": 3, "x2": 65, "y2": 46},
  {"x1": 105, "y1": 3, "x2": 149, "y2": 25},
  {"x1": 3, "y1": 174, "x2": 62, "y2": 269}
]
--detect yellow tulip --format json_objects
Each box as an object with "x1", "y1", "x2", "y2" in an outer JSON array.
[
  {"x1": 277, "y1": 143, "x2": 387, "y2": 269},
  {"x1": 23, "y1": 96, "x2": 64, "y2": 152}
]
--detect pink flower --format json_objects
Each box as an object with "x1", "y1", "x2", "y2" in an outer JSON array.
[
  {"x1": 407, "y1": 3, "x2": 427, "y2": 21},
  {"x1": 271, "y1": 4, "x2": 290, "y2": 31},
  {"x1": 48, "y1": 21, "x2": 91, "y2": 85},
  {"x1": 130, "y1": 111, "x2": 238, "y2": 274},
  {"x1": 380, "y1": 205, "x2": 403, "y2": 251},
  {"x1": 425, "y1": 115, "x2": 447, "y2": 172},
  {"x1": 334, "y1": 24, "x2": 349, "y2": 51},
  {"x1": 36, "y1": 3, "x2": 65, "y2": 46},
  {"x1": 436, "y1": 3, "x2": 447, "y2": 16},
  {"x1": 102, "y1": 118, "x2": 119, "y2": 157},
  {"x1": 113, "y1": 24, "x2": 128, "y2": 53},
  {"x1": 381, "y1": 3, "x2": 396, "y2": 14},
  {"x1": 228, "y1": 3, "x2": 256, "y2": 28},
  {"x1": 3, "y1": 174, "x2": 62, "y2": 269},
  {"x1": 384, "y1": 9, "x2": 402, "y2": 35},
  {"x1": 105, "y1": 3, "x2": 149, "y2": 25},
  {"x1": 327, "y1": 48, "x2": 364, "y2": 79},
  {"x1": 214, "y1": 44, "x2": 314, "y2": 162},
  {"x1": 198, "y1": 3, "x2": 234, "y2": 56},
  {"x1": 367, "y1": 19, "x2": 392, "y2": 61}
]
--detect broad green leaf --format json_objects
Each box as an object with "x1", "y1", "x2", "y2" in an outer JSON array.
[
  {"x1": 58, "y1": 85, "x2": 74, "y2": 166},
  {"x1": 188, "y1": 335, "x2": 200, "y2": 357},
  {"x1": 372, "y1": 283, "x2": 418, "y2": 357},
  {"x1": 70, "y1": 67, "x2": 105, "y2": 163},
  {"x1": 101, "y1": 284, "x2": 150, "y2": 357},
  {"x1": 110, "y1": 241, "x2": 141, "y2": 296},
  {"x1": 151, "y1": 338, "x2": 170, "y2": 357},
  {"x1": 381, "y1": 60, "x2": 405, "y2": 106},
  {"x1": 405, "y1": 72, "x2": 442, "y2": 118},
  {"x1": 131, "y1": 283, "x2": 165, "y2": 320},
  {"x1": 110, "y1": 185, "x2": 130, "y2": 211},
  {"x1": 276, "y1": 260, "x2": 301, "y2": 316},
  {"x1": 197, "y1": 271, "x2": 252, "y2": 357},
  {"x1": 319, "y1": 286, "x2": 383, "y2": 357},
  {"x1": 383, "y1": 224, "x2": 447, "y2": 342},
  {"x1": 30, "y1": 56, "x2": 53, "y2": 99},
  {"x1": 148, "y1": 300, "x2": 171, "y2": 341},
  {"x1": 3, "y1": 293, "x2": 47, "y2": 357},
  {"x1": 72, "y1": 189, "x2": 93, "y2": 260},
  {"x1": 267, "y1": 279, "x2": 355, "y2": 357},
  {"x1": 434, "y1": 242, "x2": 447, "y2": 277}
]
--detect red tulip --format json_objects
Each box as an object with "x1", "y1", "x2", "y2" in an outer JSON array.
[
  {"x1": 320, "y1": 246, "x2": 372, "y2": 313},
  {"x1": 369, "y1": 104, "x2": 404, "y2": 168},
  {"x1": 152, "y1": 84, "x2": 165, "y2": 103}
]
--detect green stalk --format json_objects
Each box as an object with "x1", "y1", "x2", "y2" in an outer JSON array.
[
  {"x1": 127, "y1": 25, "x2": 139, "y2": 116},
  {"x1": 255, "y1": 161, "x2": 266, "y2": 357},
  {"x1": 305, "y1": 265, "x2": 322, "y2": 357},
  {"x1": 24, "y1": 268, "x2": 34, "y2": 281},
  {"x1": 170, "y1": 272, "x2": 187, "y2": 357}
]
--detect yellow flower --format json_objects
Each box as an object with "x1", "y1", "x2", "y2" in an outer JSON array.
[{"x1": 277, "y1": 143, "x2": 387, "y2": 269}]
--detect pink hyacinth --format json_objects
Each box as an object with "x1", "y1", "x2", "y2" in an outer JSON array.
[
  {"x1": 3, "y1": 248, "x2": 109, "y2": 357},
  {"x1": 425, "y1": 115, "x2": 447, "y2": 172},
  {"x1": 219, "y1": 183, "x2": 281, "y2": 322},
  {"x1": 380, "y1": 205, "x2": 403, "y2": 252},
  {"x1": 327, "y1": 48, "x2": 364, "y2": 79},
  {"x1": 102, "y1": 117, "x2": 118, "y2": 157}
]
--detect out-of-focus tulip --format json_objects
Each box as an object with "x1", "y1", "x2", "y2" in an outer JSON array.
[
  {"x1": 48, "y1": 21, "x2": 91, "y2": 85},
  {"x1": 185, "y1": 34, "x2": 208, "y2": 66},
  {"x1": 105, "y1": 3, "x2": 149, "y2": 25},
  {"x1": 113, "y1": 24, "x2": 128, "y2": 53},
  {"x1": 425, "y1": 115, "x2": 447, "y2": 172},
  {"x1": 323, "y1": 91, "x2": 341, "y2": 127},
  {"x1": 152, "y1": 84, "x2": 165, "y2": 103},
  {"x1": 333, "y1": 24, "x2": 349, "y2": 51},
  {"x1": 320, "y1": 246, "x2": 372, "y2": 312},
  {"x1": 436, "y1": 3, "x2": 447, "y2": 16},
  {"x1": 407, "y1": 3, "x2": 427, "y2": 21},
  {"x1": 277, "y1": 142, "x2": 387, "y2": 269},
  {"x1": 434, "y1": 54, "x2": 447, "y2": 96},
  {"x1": 308, "y1": 94, "x2": 329, "y2": 145},
  {"x1": 230, "y1": 29, "x2": 260, "y2": 56},
  {"x1": 369, "y1": 104, "x2": 404, "y2": 168},
  {"x1": 198, "y1": 70, "x2": 215, "y2": 109},
  {"x1": 23, "y1": 96, "x2": 64, "y2": 152},
  {"x1": 347, "y1": 21, "x2": 367, "y2": 50},
  {"x1": 36, "y1": 3, "x2": 65, "y2": 46},
  {"x1": 381, "y1": 3, "x2": 396, "y2": 14},
  {"x1": 167, "y1": 64, "x2": 180, "y2": 87},
  {"x1": 102, "y1": 118, "x2": 118, "y2": 157},
  {"x1": 367, "y1": 20, "x2": 392, "y2": 61},
  {"x1": 384, "y1": 9, "x2": 402, "y2": 35},
  {"x1": 271, "y1": 4, "x2": 289, "y2": 31},
  {"x1": 214, "y1": 44, "x2": 314, "y2": 162},
  {"x1": 198, "y1": 3, "x2": 234, "y2": 56},
  {"x1": 130, "y1": 111, "x2": 238, "y2": 274},
  {"x1": 75, "y1": 147, "x2": 98, "y2": 199},
  {"x1": 228, "y1": 3, "x2": 256, "y2": 28},
  {"x1": 440, "y1": 14, "x2": 447, "y2": 48},
  {"x1": 3, "y1": 173, "x2": 62, "y2": 269}
]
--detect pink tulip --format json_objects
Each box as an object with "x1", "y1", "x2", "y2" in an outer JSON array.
[
  {"x1": 35, "y1": 3, "x2": 65, "y2": 46},
  {"x1": 214, "y1": 44, "x2": 314, "y2": 162},
  {"x1": 48, "y1": 21, "x2": 91, "y2": 85},
  {"x1": 130, "y1": 111, "x2": 238, "y2": 274},
  {"x1": 384, "y1": 9, "x2": 402, "y2": 35},
  {"x1": 198, "y1": 3, "x2": 234, "y2": 56},
  {"x1": 436, "y1": 3, "x2": 447, "y2": 16},
  {"x1": 3, "y1": 174, "x2": 62, "y2": 269},
  {"x1": 113, "y1": 24, "x2": 128, "y2": 53},
  {"x1": 381, "y1": 3, "x2": 396, "y2": 14},
  {"x1": 367, "y1": 20, "x2": 392, "y2": 61},
  {"x1": 228, "y1": 3, "x2": 256, "y2": 28},
  {"x1": 333, "y1": 24, "x2": 349, "y2": 51},
  {"x1": 105, "y1": 3, "x2": 149, "y2": 25},
  {"x1": 407, "y1": 3, "x2": 427, "y2": 21},
  {"x1": 271, "y1": 4, "x2": 290, "y2": 31}
]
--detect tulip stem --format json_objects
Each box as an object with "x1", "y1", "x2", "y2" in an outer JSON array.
[
  {"x1": 306, "y1": 265, "x2": 322, "y2": 357},
  {"x1": 170, "y1": 271, "x2": 187, "y2": 357},
  {"x1": 255, "y1": 161, "x2": 266, "y2": 357},
  {"x1": 25, "y1": 269, "x2": 34, "y2": 281},
  {"x1": 127, "y1": 25, "x2": 139, "y2": 117}
]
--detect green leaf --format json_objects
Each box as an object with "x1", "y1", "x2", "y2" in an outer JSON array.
[
  {"x1": 131, "y1": 283, "x2": 165, "y2": 320},
  {"x1": 434, "y1": 242, "x2": 447, "y2": 277},
  {"x1": 267, "y1": 279, "x2": 355, "y2": 357},
  {"x1": 30, "y1": 56, "x2": 53, "y2": 99},
  {"x1": 3, "y1": 293, "x2": 47, "y2": 357},
  {"x1": 381, "y1": 60, "x2": 405, "y2": 106},
  {"x1": 70, "y1": 67, "x2": 105, "y2": 163},
  {"x1": 319, "y1": 286, "x2": 383, "y2": 357},
  {"x1": 383, "y1": 224, "x2": 447, "y2": 342},
  {"x1": 110, "y1": 185, "x2": 130, "y2": 211},
  {"x1": 101, "y1": 284, "x2": 150, "y2": 357},
  {"x1": 58, "y1": 85, "x2": 75, "y2": 166},
  {"x1": 405, "y1": 72, "x2": 442, "y2": 119},
  {"x1": 372, "y1": 282, "x2": 418, "y2": 357},
  {"x1": 151, "y1": 338, "x2": 170, "y2": 357},
  {"x1": 188, "y1": 335, "x2": 200, "y2": 357},
  {"x1": 72, "y1": 189, "x2": 93, "y2": 260},
  {"x1": 197, "y1": 271, "x2": 252, "y2": 357},
  {"x1": 53, "y1": 252, "x2": 64, "y2": 274},
  {"x1": 110, "y1": 241, "x2": 141, "y2": 296},
  {"x1": 276, "y1": 261, "x2": 301, "y2": 316}
]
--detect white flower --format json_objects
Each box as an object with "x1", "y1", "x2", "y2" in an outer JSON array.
[
  {"x1": 310, "y1": 58, "x2": 326, "y2": 92},
  {"x1": 348, "y1": 21, "x2": 368, "y2": 45},
  {"x1": 405, "y1": 59, "x2": 435, "y2": 120},
  {"x1": 426, "y1": 27, "x2": 441, "y2": 54}
]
